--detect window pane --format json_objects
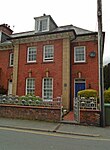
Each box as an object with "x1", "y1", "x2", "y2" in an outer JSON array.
[
  {"x1": 44, "y1": 45, "x2": 54, "y2": 61},
  {"x1": 43, "y1": 78, "x2": 53, "y2": 100},
  {"x1": 74, "y1": 47, "x2": 85, "y2": 62},
  {"x1": 41, "y1": 19, "x2": 47, "y2": 31},
  {"x1": 26, "y1": 78, "x2": 35, "y2": 95},
  {"x1": 27, "y1": 47, "x2": 36, "y2": 62}
]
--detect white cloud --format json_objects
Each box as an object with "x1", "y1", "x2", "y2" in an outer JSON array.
[{"x1": 0, "y1": 0, "x2": 109, "y2": 62}]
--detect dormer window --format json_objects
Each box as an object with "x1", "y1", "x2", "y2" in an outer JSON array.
[
  {"x1": 34, "y1": 15, "x2": 57, "y2": 33},
  {"x1": 35, "y1": 18, "x2": 49, "y2": 32}
]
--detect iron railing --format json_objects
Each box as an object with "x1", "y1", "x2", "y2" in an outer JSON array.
[
  {"x1": 0, "y1": 95, "x2": 62, "y2": 108},
  {"x1": 79, "y1": 97, "x2": 98, "y2": 110}
]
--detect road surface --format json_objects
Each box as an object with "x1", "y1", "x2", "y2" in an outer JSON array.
[{"x1": 0, "y1": 127, "x2": 109, "y2": 150}]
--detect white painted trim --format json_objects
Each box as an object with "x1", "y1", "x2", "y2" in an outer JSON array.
[
  {"x1": 42, "y1": 77, "x2": 53, "y2": 101},
  {"x1": 35, "y1": 17, "x2": 49, "y2": 33},
  {"x1": 27, "y1": 47, "x2": 37, "y2": 63},
  {"x1": 43, "y1": 45, "x2": 54, "y2": 62},
  {"x1": 26, "y1": 78, "x2": 35, "y2": 95},
  {"x1": 74, "y1": 46, "x2": 86, "y2": 63}
]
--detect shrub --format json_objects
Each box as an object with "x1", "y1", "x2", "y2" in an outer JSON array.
[
  {"x1": 104, "y1": 90, "x2": 110, "y2": 103},
  {"x1": 19, "y1": 94, "x2": 42, "y2": 101},
  {"x1": 19, "y1": 95, "x2": 42, "y2": 105},
  {"x1": 78, "y1": 89, "x2": 98, "y2": 98}
]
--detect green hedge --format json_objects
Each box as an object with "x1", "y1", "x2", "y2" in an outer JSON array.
[
  {"x1": 78, "y1": 89, "x2": 98, "y2": 98},
  {"x1": 18, "y1": 95, "x2": 43, "y2": 106},
  {"x1": 19, "y1": 95, "x2": 42, "y2": 101},
  {"x1": 104, "y1": 90, "x2": 110, "y2": 103}
]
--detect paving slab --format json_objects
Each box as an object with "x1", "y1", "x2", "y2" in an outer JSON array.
[
  {"x1": 0, "y1": 118, "x2": 110, "y2": 139},
  {"x1": 0, "y1": 118, "x2": 59, "y2": 132},
  {"x1": 57, "y1": 123, "x2": 110, "y2": 138}
]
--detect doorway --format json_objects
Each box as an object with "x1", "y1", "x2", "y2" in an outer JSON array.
[
  {"x1": 74, "y1": 79, "x2": 86, "y2": 97},
  {"x1": 8, "y1": 80, "x2": 12, "y2": 95}
]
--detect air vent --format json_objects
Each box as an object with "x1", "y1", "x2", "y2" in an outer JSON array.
[{"x1": 89, "y1": 51, "x2": 96, "y2": 58}]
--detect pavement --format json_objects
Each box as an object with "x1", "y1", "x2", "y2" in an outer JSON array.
[{"x1": 0, "y1": 117, "x2": 110, "y2": 139}]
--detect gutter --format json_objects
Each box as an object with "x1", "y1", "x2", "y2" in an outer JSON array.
[
  {"x1": 77, "y1": 32, "x2": 98, "y2": 37},
  {"x1": 8, "y1": 29, "x2": 76, "y2": 40}
]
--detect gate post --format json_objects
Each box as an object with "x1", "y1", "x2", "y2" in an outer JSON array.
[{"x1": 74, "y1": 97, "x2": 80, "y2": 123}]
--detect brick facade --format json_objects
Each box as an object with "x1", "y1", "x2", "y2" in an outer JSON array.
[
  {"x1": 0, "y1": 15, "x2": 100, "y2": 112},
  {"x1": 72, "y1": 40, "x2": 98, "y2": 91},
  {"x1": 16, "y1": 39, "x2": 63, "y2": 97},
  {"x1": 0, "y1": 49, "x2": 13, "y2": 89}
]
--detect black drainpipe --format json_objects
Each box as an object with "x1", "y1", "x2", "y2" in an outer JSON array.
[{"x1": 70, "y1": 43, "x2": 72, "y2": 111}]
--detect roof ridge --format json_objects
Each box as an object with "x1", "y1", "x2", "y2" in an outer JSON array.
[{"x1": 58, "y1": 24, "x2": 73, "y2": 28}]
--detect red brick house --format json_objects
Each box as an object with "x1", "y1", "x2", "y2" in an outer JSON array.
[{"x1": 0, "y1": 14, "x2": 100, "y2": 111}]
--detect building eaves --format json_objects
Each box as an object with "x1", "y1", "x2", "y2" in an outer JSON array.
[
  {"x1": 77, "y1": 32, "x2": 98, "y2": 36},
  {"x1": 11, "y1": 30, "x2": 34, "y2": 38},
  {"x1": 0, "y1": 40, "x2": 12, "y2": 46},
  {"x1": 9, "y1": 29, "x2": 76, "y2": 40},
  {"x1": 9, "y1": 24, "x2": 95, "y2": 40}
]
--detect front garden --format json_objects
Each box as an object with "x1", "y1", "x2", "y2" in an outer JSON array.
[{"x1": 0, "y1": 95, "x2": 62, "y2": 122}]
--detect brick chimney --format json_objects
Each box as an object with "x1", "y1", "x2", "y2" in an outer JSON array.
[{"x1": 0, "y1": 24, "x2": 13, "y2": 35}]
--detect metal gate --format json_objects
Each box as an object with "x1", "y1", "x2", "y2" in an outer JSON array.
[{"x1": 74, "y1": 97, "x2": 80, "y2": 123}]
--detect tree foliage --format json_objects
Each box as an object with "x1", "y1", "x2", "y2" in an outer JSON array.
[
  {"x1": 104, "y1": 63, "x2": 110, "y2": 90},
  {"x1": 104, "y1": 89, "x2": 110, "y2": 103}
]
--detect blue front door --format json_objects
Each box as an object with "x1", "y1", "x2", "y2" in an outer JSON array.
[{"x1": 75, "y1": 82, "x2": 85, "y2": 97}]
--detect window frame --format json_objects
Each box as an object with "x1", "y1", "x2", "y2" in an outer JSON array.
[
  {"x1": 26, "y1": 78, "x2": 35, "y2": 95},
  {"x1": 36, "y1": 18, "x2": 49, "y2": 32},
  {"x1": 74, "y1": 46, "x2": 86, "y2": 63},
  {"x1": 9, "y1": 53, "x2": 14, "y2": 67},
  {"x1": 27, "y1": 47, "x2": 37, "y2": 63},
  {"x1": 42, "y1": 77, "x2": 53, "y2": 101},
  {"x1": 43, "y1": 45, "x2": 54, "y2": 62}
]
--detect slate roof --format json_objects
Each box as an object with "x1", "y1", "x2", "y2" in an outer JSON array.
[
  {"x1": 10, "y1": 24, "x2": 93, "y2": 39},
  {"x1": 0, "y1": 24, "x2": 95, "y2": 46},
  {"x1": 52, "y1": 25, "x2": 93, "y2": 35}
]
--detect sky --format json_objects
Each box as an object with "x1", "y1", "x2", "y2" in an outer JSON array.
[{"x1": 0, "y1": 0, "x2": 109, "y2": 65}]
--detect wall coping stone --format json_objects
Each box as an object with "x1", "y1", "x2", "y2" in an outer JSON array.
[{"x1": 0, "y1": 104, "x2": 61, "y2": 110}]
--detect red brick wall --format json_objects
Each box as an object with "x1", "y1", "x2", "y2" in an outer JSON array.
[
  {"x1": 80, "y1": 109, "x2": 100, "y2": 126},
  {"x1": 17, "y1": 39, "x2": 63, "y2": 97},
  {"x1": 0, "y1": 50, "x2": 13, "y2": 90},
  {"x1": 0, "y1": 104, "x2": 61, "y2": 122},
  {"x1": 71, "y1": 40, "x2": 99, "y2": 98}
]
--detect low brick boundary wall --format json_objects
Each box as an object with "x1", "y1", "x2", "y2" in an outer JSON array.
[
  {"x1": 80, "y1": 109, "x2": 100, "y2": 126},
  {"x1": 0, "y1": 104, "x2": 61, "y2": 122}
]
